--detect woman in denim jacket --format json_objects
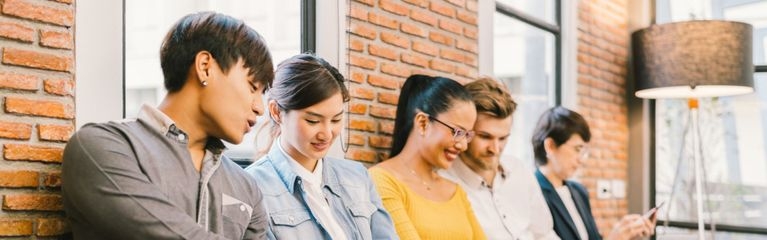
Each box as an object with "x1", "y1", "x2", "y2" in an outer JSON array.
[{"x1": 246, "y1": 53, "x2": 398, "y2": 240}]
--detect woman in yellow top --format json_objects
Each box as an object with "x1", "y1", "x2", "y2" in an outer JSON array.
[{"x1": 369, "y1": 74, "x2": 486, "y2": 240}]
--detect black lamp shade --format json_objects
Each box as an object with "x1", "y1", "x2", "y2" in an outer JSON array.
[{"x1": 633, "y1": 20, "x2": 754, "y2": 99}]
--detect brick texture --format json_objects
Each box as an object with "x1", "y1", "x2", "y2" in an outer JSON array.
[
  {"x1": 1, "y1": 0, "x2": 74, "y2": 26},
  {"x1": 43, "y1": 171, "x2": 62, "y2": 188},
  {"x1": 43, "y1": 78, "x2": 74, "y2": 96},
  {"x1": 38, "y1": 124, "x2": 74, "y2": 142},
  {"x1": 3, "y1": 143, "x2": 64, "y2": 163},
  {"x1": 4, "y1": 97, "x2": 74, "y2": 119},
  {"x1": 36, "y1": 218, "x2": 68, "y2": 236},
  {"x1": 2, "y1": 194, "x2": 63, "y2": 211},
  {"x1": 40, "y1": 29, "x2": 73, "y2": 49},
  {"x1": 0, "y1": 121, "x2": 32, "y2": 140},
  {"x1": 345, "y1": 0, "x2": 478, "y2": 162},
  {"x1": 0, "y1": 170, "x2": 39, "y2": 188},
  {"x1": 0, "y1": 219, "x2": 32, "y2": 236},
  {"x1": 0, "y1": 21, "x2": 35, "y2": 42},
  {"x1": 577, "y1": 0, "x2": 630, "y2": 236},
  {"x1": 0, "y1": 0, "x2": 74, "y2": 236},
  {"x1": 0, "y1": 71, "x2": 38, "y2": 91},
  {"x1": 2, "y1": 48, "x2": 73, "y2": 72}
]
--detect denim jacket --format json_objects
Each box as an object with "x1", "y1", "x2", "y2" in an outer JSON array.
[{"x1": 245, "y1": 144, "x2": 398, "y2": 240}]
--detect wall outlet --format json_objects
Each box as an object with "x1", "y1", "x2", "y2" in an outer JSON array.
[
  {"x1": 596, "y1": 179, "x2": 612, "y2": 199},
  {"x1": 611, "y1": 180, "x2": 626, "y2": 199}
]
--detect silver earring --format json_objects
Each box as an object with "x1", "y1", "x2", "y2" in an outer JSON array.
[{"x1": 201, "y1": 80, "x2": 208, "y2": 86}]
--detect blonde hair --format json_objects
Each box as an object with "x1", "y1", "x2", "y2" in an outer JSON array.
[{"x1": 463, "y1": 77, "x2": 516, "y2": 118}]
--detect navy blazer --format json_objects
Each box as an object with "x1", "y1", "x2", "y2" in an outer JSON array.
[{"x1": 535, "y1": 170, "x2": 601, "y2": 240}]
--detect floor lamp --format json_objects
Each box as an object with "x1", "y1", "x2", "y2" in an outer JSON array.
[{"x1": 632, "y1": 20, "x2": 754, "y2": 240}]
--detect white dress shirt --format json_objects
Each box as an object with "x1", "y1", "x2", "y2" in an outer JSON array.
[
  {"x1": 556, "y1": 186, "x2": 589, "y2": 240},
  {"x1": 279, "y1": 142, "x2": 348, "y2": 240},
  {"x1": 442, "y1": 156, "x2": 560, "y2": 240}
]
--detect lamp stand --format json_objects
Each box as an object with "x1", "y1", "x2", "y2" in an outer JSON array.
[
  {"x1": 689, "y1": 99, "x2": 705, "y2": 240},
  {"x1": 664, "y1": 98, "x2": 715, "y2": 240}
]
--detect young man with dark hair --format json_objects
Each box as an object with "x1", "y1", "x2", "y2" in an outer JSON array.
[
  {"x1": 62, "y1": 12, "x2": 273, "y2": 239},
  {"x1": 441, "y1": 77, "x2": 560, "y2": 240}
]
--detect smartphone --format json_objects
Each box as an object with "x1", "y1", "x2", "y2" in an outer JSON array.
[{"x1": 643, "y1": 201, "x2": 665, "y2": 219}]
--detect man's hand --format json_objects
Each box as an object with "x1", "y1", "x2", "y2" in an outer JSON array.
[{"x1": 605, "y1": 214, "x2": 655, "y2": 240}]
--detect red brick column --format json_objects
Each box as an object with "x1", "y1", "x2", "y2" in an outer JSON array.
[
  {"x1": 0, "y1": 0, "x2": 74, "y2": 237},
  {"x1": 576, "y1": 0, "x2": 631, "y2": 236},
  {"x1": 345, "y1": 0, "x2": 479, "y2": 163}
]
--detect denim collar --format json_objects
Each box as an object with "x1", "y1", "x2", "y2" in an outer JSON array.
[{"x1": 266, "y1": 143, "x2": 341, "y2": 196}]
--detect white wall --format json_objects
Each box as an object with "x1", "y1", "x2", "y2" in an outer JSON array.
[{"x1": 75, "y1": 0, "x2": 124, "y2": 128}]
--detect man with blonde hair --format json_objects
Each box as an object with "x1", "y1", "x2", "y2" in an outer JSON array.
[{"x1": 442, "y1": 77, "x2": 559, "y2": 240}]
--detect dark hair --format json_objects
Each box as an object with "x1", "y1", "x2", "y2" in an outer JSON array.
[
  {"x1": 270, "y1": 53, "x2": 350, "y2": 111},
  {"x1": 531, "y1": 106, "x2": 591, "y2": 166},
  {"x1": 390, "y1": 74, "x2": 473, "y2": 157},
  {"x1": 464, "y1": 77, "x2": 516, "y2": 118},
  {"x1": 160, "y1": 11, "x2": 273, "y2": 92},
  {"x1": 255, "y1": 53, "x2": 349, "y2": 158}
]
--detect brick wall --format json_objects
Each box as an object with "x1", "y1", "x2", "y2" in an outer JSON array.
[
  {"x1": 0, "y1": 0, "x2": 74, "y2": 238},
  {"x1": 576, "y1": 0, "x2": 631, "y2": 236},
  {"x1": 345, "y1": 0, "x2": 478, "y2": 163}
]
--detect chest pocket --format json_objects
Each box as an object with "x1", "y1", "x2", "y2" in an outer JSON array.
[
  {"x1": 349, "y1": 203, "x2": 377, "y2": 240},
  {"x1": 222, "y1": 194, "x2": 253, "y2": 239},
  {"x1": 270, "y1": 210, "x2": 324, "y2": 238}
]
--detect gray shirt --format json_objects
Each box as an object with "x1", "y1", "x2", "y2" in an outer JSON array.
[{"x1": 62, "y1": 105, "x2": 267, "y2": 239}]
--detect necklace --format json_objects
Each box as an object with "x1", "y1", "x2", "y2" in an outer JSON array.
[{"x1": 406, "y1": 166, "x2": 433, "y2": 191}]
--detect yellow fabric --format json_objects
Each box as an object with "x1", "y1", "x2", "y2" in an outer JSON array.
[{"x1": 369, "y1": 167, "x2": 487, "y2": 240}]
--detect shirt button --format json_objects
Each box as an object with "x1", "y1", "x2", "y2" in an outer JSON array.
[
  {"x1": 503, "y1": 215, "x2": 507, "y2": 219},
  {"x1": 240, "y1": 205, "x2": 246, "y2": 211},
  {"x1": 289, "y1": 216, "x2": 294, "y2": 223},
  {"x1": 177, "y1": 134, "x2": 186, "y2": 141}
]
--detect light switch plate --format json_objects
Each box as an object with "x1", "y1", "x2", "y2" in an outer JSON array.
[
  {"x1": 596, "y1": 179, "x2": 612, "y2": 199},
  {"x1": 611, "y1": 180, "x2": 626, "y2": 199}
]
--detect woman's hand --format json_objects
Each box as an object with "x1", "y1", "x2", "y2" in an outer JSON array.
[{"x1": 605, "y1": 214, "x2": 656, "y2": 240}]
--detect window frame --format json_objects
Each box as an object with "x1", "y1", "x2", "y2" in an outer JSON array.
[
  {"x1": 494, "y1": 0, "x2": 563, "y2": 105},
  {"x1": 120, "y1": 0, "x2": 317, "y2": 118}
]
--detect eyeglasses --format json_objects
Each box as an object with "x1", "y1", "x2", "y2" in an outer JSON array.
[
  {"x1": 428, "y1": 116, "x2": 475, "y2": 142},
  {"x1": 573, "y1": 145, "x2": 590, "y2": 160}
]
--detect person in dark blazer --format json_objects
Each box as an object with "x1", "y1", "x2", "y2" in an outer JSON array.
[{"x1": 532, "y1": 106, "x2": 655, "y2": 240}]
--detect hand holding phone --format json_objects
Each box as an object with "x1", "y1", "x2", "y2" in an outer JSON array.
[{"x1": 643, "y1": 201, "x2": 665, "y2": 219}]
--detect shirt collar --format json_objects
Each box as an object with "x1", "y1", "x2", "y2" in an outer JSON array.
[
  {"x1": 269, "y1": 138, "x2": 338, "y2": 194},
  {"x1": 452, "y1": 157, "x2": 488, "y2": 189},
  {"x1": 279, "y1": 139, "x2": 324, "y2": 187},
  {"x1": 452, "y1": 156, "x2": 509, "y2": 189},
  {"x1": 137, "y1": 104, "x2": 177, "y2": 136},
  {"x1": 136, "y1": 104, "x2": 226, "y2": 154}
]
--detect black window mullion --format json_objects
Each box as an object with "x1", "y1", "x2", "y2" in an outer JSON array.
[
  {"x1": 554, "y1": 0, "x2": 561, "y2": 105},
  {"x1": 300, "y1": 0, "x2": 316, "y2": 53},
  {"x1": 495, "y1": 2, "x2": 560, "y2": 34}
]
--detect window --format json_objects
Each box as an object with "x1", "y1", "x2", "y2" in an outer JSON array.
[
  {"x1": 494, "y1": 0, "x2": 561, "y2": 170},
  {"x1": 124, "y1": 0, "x2": 313, "y2": 162},
  {"x1": 652, "y1": 0, "x2": 767, "y2": 236}
]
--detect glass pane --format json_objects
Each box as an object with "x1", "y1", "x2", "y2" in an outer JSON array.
[
  {"x1": 493, "y1": 12, "x2": 556, "y2": 171},
  {"x1": 655, "y1": 0, "x2": 767, "y2": 65},
  {"x1": 656, "y1": 226, "x2": 767, "y2": 239},
  {"x1": 125, "y1": 0, "x2": 301, "y2": 161},
  {"x1": 496, "y1": 0, "x2": 556, "y2": 25},
  {"x1": 655, "y1": 73, "x2": 767, "y2": 228}
]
